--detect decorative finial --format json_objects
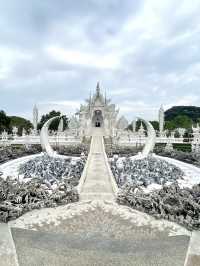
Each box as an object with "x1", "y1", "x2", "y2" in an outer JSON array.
[{"x1": 96, "y1": 81, "x2": 100, "y2": 96}]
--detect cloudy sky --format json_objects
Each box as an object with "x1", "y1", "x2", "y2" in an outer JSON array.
[{"x1": 0, "y1": 0, "x2": 200, "y2": 122}]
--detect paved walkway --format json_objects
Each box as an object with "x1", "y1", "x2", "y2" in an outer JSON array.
[
  {"x1": 80, "y1": 134, "x2": 115, "y2": 201},
  {"x1": 8, "y1": 201, "x2": 191, "y2": 266},
  {"x1": 184, "y1": 231, "x2": 200, "y2": 266},
  {"x1": 12, "y1": 227, "x2": 189, "y2": 266}
]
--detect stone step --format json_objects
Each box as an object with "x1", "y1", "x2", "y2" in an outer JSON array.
[{"x1": 11, "y1": 227, "x2": 189, "y2": 266}]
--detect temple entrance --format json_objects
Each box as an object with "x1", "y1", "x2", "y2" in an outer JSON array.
[
  {"x1": 95, "y1": 122, "x2": 101, "y2": 127},
  {"x1": 92, "y1": 110, "x2": 103, "y2": 128}
]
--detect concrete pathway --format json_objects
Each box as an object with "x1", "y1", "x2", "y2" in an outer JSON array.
[
  {"x1": 12, "y1": 227, "x2": 189, "y2": 266},
  {"x1": 80, "y1": 135, "x2": 116, "y2": 201},
  {"x1": 0, "y1": 223, "x2": 19, "y2": 266}
]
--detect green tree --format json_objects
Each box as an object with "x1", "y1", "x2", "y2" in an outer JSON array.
[
  {"x1": 9, "y1": 116, "x2": 33, "y2": 135},
  {"x1": 150, "y1": 121, "x2": 159, "y2": 130},
  {"x1": 0, "y1": 110, "x2": 11, "y2": 133},
  {"x1": 37, "y1": 110, "x2": 68, "y2": 131},
  {"x1": 165, "y1": 120, "x2": 176, "y2": 130},
  {"x1": 173, "y1": 115, "x2": 192, "y2": 129},
  {"x1": 127, "y1": 124, "x2": 133, "y2": 131}
]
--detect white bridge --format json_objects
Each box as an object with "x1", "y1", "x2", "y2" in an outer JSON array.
[{"x1": 78, "y1": 134, "x2": 118, "y2": 201}]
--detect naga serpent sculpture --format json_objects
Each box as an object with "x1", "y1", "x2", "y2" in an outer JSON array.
[
  {"x1": 40, "y1": 116, "x2": 61, "y2": 157},
  {"x1": 137, "y1": 117, "x2": 156, "y2": 158}
]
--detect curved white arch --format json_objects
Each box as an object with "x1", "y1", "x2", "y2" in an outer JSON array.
[
  {"x1": 137, "y1": 117, "x2": 156, "y2": 158},
  {"x1": 40, "y1": 116, "x2": 60, "y2": 157}
]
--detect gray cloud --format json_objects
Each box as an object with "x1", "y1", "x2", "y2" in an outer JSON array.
[{"x1": 0, "y1": 0, "x2": 200, "y2": 121}]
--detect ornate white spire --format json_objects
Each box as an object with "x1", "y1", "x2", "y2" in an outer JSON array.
[
  {"x1": 96, "y1": 81, "x2": 100, "y2": 96},
  {"x1": 33, "y1": 104, "x2": 38, "y2": 132},
  {"x1": 58, "y1": 117, "x2": 64, "y2": 133},
  {"x1": 139, "y1": 121, "x2": 144, "y2": 132},
  {"x1": 132, "y1": 119, "x2": 136, "y2": 132},
  {"x1": 159, "y1": 104, "x2": 165, "y2": 133}
]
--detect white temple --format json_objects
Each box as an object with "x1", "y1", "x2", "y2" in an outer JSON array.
[
  {"x1": 78, "y1": 82, "x2": 119, "y2": 137},
  {"x1": 3, "y1": 83, "x2": 199, "y2": 152}
]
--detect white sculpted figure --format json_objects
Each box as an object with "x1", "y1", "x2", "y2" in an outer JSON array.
[
  {"x1": 40, "y1": 116, "x2": 60, "y2": 157},
  {"x1": 12, "y1": 126, "x2": 18, "y2": 136},
  {"x1": 2, "y1": 130, "x2": 8, "y2": 140},
  {"x1": 137, "y1": 117, "x2": 156, "y2": 158}
]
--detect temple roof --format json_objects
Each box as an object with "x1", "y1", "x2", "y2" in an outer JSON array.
[
  {"x1": 79, "y1": 82, "x2": 118, "y2": 116},
  {"x1": 90, "y1": 82, "x2": 106, "y2": 106}
]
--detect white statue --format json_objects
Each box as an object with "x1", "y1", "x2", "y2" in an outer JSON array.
[
  {"x1": 1, "y1": 130, "x2": 8, "y2": 140},
  {"x1": 22, "y1": 128, "x2": 26, "y2": 136},
  {"x1": 178, "y1": 128, "x2": 186, "y2": 138},
  {"x1": 12, "y1": 126, "x2": 18, "y2": 136},
  {"x1": 170, "y1": 131, "x2": 175, "y2": 138},
  {"x1": 165, "y1": 141, "x2": 173, "y2": 152}
]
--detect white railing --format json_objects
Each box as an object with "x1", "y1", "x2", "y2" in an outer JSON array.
[
  {"x1": 0, "y1": 134, "x2": 197, "y2": 147},
  {"x1": 0, "y1": 135, "x2": 81, "y2": 146},
  {"x1": 116, "y1": 136, "x2": 193, "y2": 146}
]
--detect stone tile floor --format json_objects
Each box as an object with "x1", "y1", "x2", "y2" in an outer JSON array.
[
  {"x1": 8, "y1": 200, "x2": 193, "y2": 266},
  {"x1": 12, "y1": 227, "x2": 189, "y2": 266}
]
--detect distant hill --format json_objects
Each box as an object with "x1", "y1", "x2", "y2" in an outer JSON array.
[{"x1": 165, "y1": 106, "x2": 200, "y2": 122}]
